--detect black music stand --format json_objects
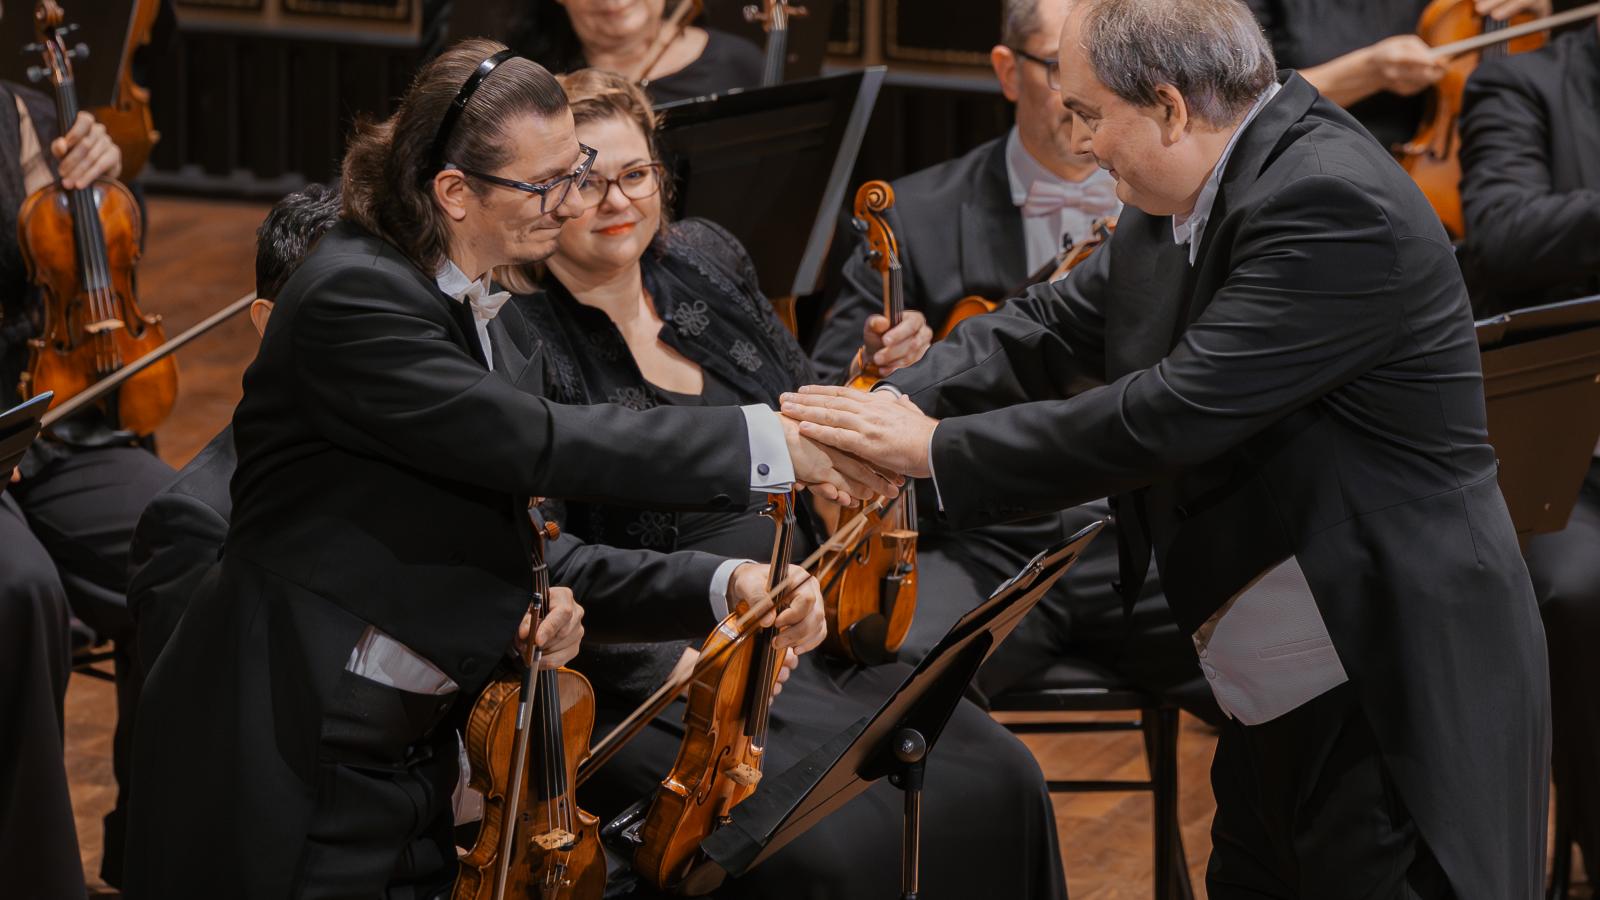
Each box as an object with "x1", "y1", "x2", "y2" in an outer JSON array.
[
  {"x1": 1477, "y1": 294, "x2": 1600, "y2": 538},
  {"x1": 677, "y1": 521, "x2": 1105, "y2": 899},
  {"x1": 1, "y1": 393, "x2": 52, "y2": 497},
  {"x1": 655, "y1": 68, "x2": 884, "y2": 301}
]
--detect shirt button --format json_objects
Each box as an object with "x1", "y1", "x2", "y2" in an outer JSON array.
[
  {"x1": 757, "y1": 463, "x2": 770, "y2": 477},
  {"x1": 1198, "y1": 648, "x2": 1208, "y2": 659},
  {"x1": 1202, "y1": 663, "x2": 1217, "y2": 680}
]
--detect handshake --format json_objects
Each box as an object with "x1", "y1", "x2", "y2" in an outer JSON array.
[{"x1": 777, "y1": 385, "x2": 940, "y2": 506}]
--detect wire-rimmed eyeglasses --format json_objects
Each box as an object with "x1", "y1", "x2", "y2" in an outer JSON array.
[
  {"x1": 449, "y1": 143, "x2": 599, "y2": 216},
  {"x1": 1010, "y1": 46, "x2": 1061, "y2": 91}
]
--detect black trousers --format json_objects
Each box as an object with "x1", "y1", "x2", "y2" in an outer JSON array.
[
  {"x1": 0, "y1": 491, "x2": 85, "y2": 900},
  {"x1": 1523, "y1": 459, "x2": 1600, "y2": 886},
  {"x1": 1207, "y1": 685, "x2": 1452, "y2": 899},
  {"x1": 1, "y1": 442, "x2": 172, "y2": 888}
]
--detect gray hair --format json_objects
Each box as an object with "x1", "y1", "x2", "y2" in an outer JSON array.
[
  {"x1": 1071, "y1": 0, "x2": 1276, "y2": 127},
  {"x1": 1001, "y1": 0, "x2": 1045, "y2": 49}
]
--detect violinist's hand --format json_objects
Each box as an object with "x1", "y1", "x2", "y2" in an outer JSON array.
[
  {"x1": 52, "y1": 112, "x2": 122, "y2": 191},
  {"x1": 862, "y1": 311, "x2": 933, "y2": 375},
  {"x1": 1368, "y1": 35, "x2": 1446, "y2": 97},
  {"x1": 730, "y1": 562, "x2": 828, "y2": 660},
  {"x1": 781, "y1": 386, "x2": 937, "y2": 479},
  {"x1": 516, "y1": 586, "x2": 584, "y2": 669},
  {"x1": 1475, "y1": 0, "x2": 1551, "y2": 20},
  {"x1": 781, "y1": 415, "x2": 901, "y2": 507}
]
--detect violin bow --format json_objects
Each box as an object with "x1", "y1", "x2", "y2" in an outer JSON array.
[
  {"x1": 576, "y1": 495, "x2": 889, "y2": 786},
  {"x1": 1428, "y1": 3, "x2": 1600, "y2": 59}
]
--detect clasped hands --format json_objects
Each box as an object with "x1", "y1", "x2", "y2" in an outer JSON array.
[{"x1": 782, "y1": 385, "x2": 938, "y2": 489}]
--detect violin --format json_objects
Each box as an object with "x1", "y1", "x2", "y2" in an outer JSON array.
[
  {"x1": 455, "y1": 519, "x2": 605, "y2": 900},
  {"x1": 1397, "y1": 1, "x2": 1600, "y2": 237},
  {"x1": 17, "y1": 0, "x2": 175, "y2": 437},
  {"x1": 744, "y1": 0, "x2": 807, "y2": 87},
  {"x1": 633, "y1": 490, "x2": 799, "y2": 891},
  {"x1": 88, "y1": 0, "x2": 160, "y2": 179},
  {"x1": 933, "y1": 216, "x2": 1117, "y2": 342},
  {"x1": 820, "y1": 180, "x2": 919, "y2": 666}
]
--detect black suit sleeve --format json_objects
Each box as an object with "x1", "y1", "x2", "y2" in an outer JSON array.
[
  {"x1": 1460, "y1": 62, "x2": 1600, "y2": 301},
  {"x1": 909, "y1": 175, "x2": 1407, "y2": 528},
  {"x1": 126, "y1": 492, "x2": 229, "y2": 674},
  {"x1": 289, "y1": 264, "x2": 751, "y2": 507},
  {"x1": 542, "y1": 517, "x2": 728, "y2": 643}
]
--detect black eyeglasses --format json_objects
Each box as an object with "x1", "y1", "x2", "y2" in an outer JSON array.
[
  {"x1": 452, "y1": 144, "x2": 599, "y2": 216},
  {"x1": 575, "y1": 162, "x2": 666, "y2": 207},
  {"x1": 1010, "y1": 46, "x2": 1061, "y2": 91}
]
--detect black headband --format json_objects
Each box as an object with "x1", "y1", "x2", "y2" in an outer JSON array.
[{"x1": 428, "y1": 49, "x2": 516, "y2": 175}]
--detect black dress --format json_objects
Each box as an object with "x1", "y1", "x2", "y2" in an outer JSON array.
[
  {"x1": 646, "y1": 28, "x2": 765, "y2": 105},
  {"x1": 519, "y1": 221, "x2": 1069, "y2": 899}
]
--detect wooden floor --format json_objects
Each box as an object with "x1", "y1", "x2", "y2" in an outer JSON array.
[{"x1": 62, "y1": 196, "x2": 1591, "y2": 898}]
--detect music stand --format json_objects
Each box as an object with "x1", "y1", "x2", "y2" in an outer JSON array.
[
  {"x1": 678, "y1": 520, "x2": 1105, "y2": 899},
  {"x1": 655, "y1": 68, "x2": 885, "y2": 301},
  {"x1": 1, "y1": 393, "x2": 52, "y2": 497},
  {"x1": 1477, "y1": 294, "x2": 1600, "y2": 538}
]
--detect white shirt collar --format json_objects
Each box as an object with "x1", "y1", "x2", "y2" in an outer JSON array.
[
  {"x1": 435, "y1": 259, "x2": 511, "y2": 322},
  {"x1": 1005, "y1": 126, "x2": 1055, "y2": 208},
  {"x1": 1171, "y1": 81, "x2": 1282, "y2": 265}
]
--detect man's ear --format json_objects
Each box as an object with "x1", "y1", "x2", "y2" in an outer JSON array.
[
  {"x1": 1152, "y1": 83, "x2": 1190, "y2": 145},
  {"x1": 991, "y1": 45, "x2": 1022, "y2": 103},
  {"x1": 433, "y1": 169, "x2": 473, "y2": 222},
  {"x1": 249, "y1": 298, "x2": 275, "y2": 337}
]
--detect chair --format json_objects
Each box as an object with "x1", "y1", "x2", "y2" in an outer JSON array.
[{"x1": 990, "y1": 659, "x2": 1195, "y2": 900}]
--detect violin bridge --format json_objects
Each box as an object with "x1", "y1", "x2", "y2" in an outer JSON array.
[
  {"x1": 86, "y1": 319, "x2": 126, "y2": 335},
  {"x1": 533, "y1": 828, "x2": 577, "y2": 851},
  {"x1": 724, "y1": 763, "x2": 762, "y2": 787}
]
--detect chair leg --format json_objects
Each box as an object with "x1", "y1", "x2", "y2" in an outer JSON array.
[
  {"x1": 1143, "y1": 705, "x2": 1194, "y2": 900},
  {"x1": 1548, "y1": 790, "x2": 1571, "y2": 900}
]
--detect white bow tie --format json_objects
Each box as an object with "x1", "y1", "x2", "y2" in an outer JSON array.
[
  {"x1": 454, "y1": 280, "x2": 512, "y2": 323},
  {"x1": 1021, "y1": 176, "x2": 1120, "y2": 219}
]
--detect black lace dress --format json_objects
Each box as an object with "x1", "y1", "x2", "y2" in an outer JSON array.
[{"x1": 516, "y1": 219, "x2": 1068, "y2": 899}]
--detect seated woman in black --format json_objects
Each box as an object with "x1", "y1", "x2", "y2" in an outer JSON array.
[
  {"x1": 502, "y1": 68, "x2": 1067, "y2": 899},
  {"x1": 511, "y1": 0, "x2": 762, "y2": 103}
]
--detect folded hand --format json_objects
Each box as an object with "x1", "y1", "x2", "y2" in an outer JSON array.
[{"x1": 780, "y1": 386, "x2": 938, "y2": 478}]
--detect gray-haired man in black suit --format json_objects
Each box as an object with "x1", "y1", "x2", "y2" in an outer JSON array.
[{"x1": 784, "y1": 0, "x2": 1548, "y2": 896}]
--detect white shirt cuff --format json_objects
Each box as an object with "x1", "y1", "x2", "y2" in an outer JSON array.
[
  {"x1": 709, "y1": 558, "x2": 754, "y2": 621},
  {"x1": 741, "y1": 404, "x2": 795, "y2": 493}
]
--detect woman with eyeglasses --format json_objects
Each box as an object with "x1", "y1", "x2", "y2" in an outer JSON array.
[
  {"x1": 510, "y1": 0, "x2": 764, "y2": 103},
  {"x1": 501, "y1": 67, "x2": 1067, "y2": 900}
]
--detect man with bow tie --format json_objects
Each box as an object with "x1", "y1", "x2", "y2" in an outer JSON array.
[
  {"x1": 123, "y1": 42, "x2": 862, "y2": 900},
  {"x1": 807, "y1": 0, "x2": 1209, "y2": 716}
]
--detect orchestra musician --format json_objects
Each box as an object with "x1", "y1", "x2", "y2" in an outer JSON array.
[
  {"x1": 1243, "y1": 0, "x2": 1551, "y2": 149},
  {"x1": 781, "y1": 0, "x2": 1549, "y2": 897},
  {"x1": 0, "y1": 67, "x2": 173, "y2": 896},
  {"x1": 504, "y1": 67, "x2": 1069, "y2": 899},
  {"x1": 1458, "y1": 13, "x2": 1600, "y2": 887},
  {"x1": 810, "y1": 0, "x2": 1211, "y2": 714},
  {"x1": 511, "y1": 0, "x2": 763, "y2": 103},
  {"x1": 120, "y1": 40, "x2": 875, "y2": 899}
]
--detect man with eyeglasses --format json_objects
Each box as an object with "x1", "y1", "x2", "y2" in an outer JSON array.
[
  {"x1": 122, "y1": 40, "x2": 866, "y2": 900},
  {"x1": 808, "y1": 0, "x2": 1206, "y2": 716}
]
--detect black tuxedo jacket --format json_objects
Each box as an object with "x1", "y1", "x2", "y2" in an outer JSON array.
[
  {"x1": 124, "y1": 223, "x2": 760, "y2": 897},
  {"x1": 811, "y1": 137, "x2": 1025, "y2": 379},
  {"x1": 1459, "y1": 25, "x2": 1600, "y2": 314},
  {"x1": 889, "y1": 74, "x2": 1547, "y2": 900}
]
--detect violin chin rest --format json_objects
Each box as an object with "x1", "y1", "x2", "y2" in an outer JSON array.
[{"x1": 846, "y1": 615, "x2": 895, "y2": 667}]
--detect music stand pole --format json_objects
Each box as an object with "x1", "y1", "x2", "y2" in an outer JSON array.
[{"x1": 889, "y1": 727, "x2": 927, "y2": 900}]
